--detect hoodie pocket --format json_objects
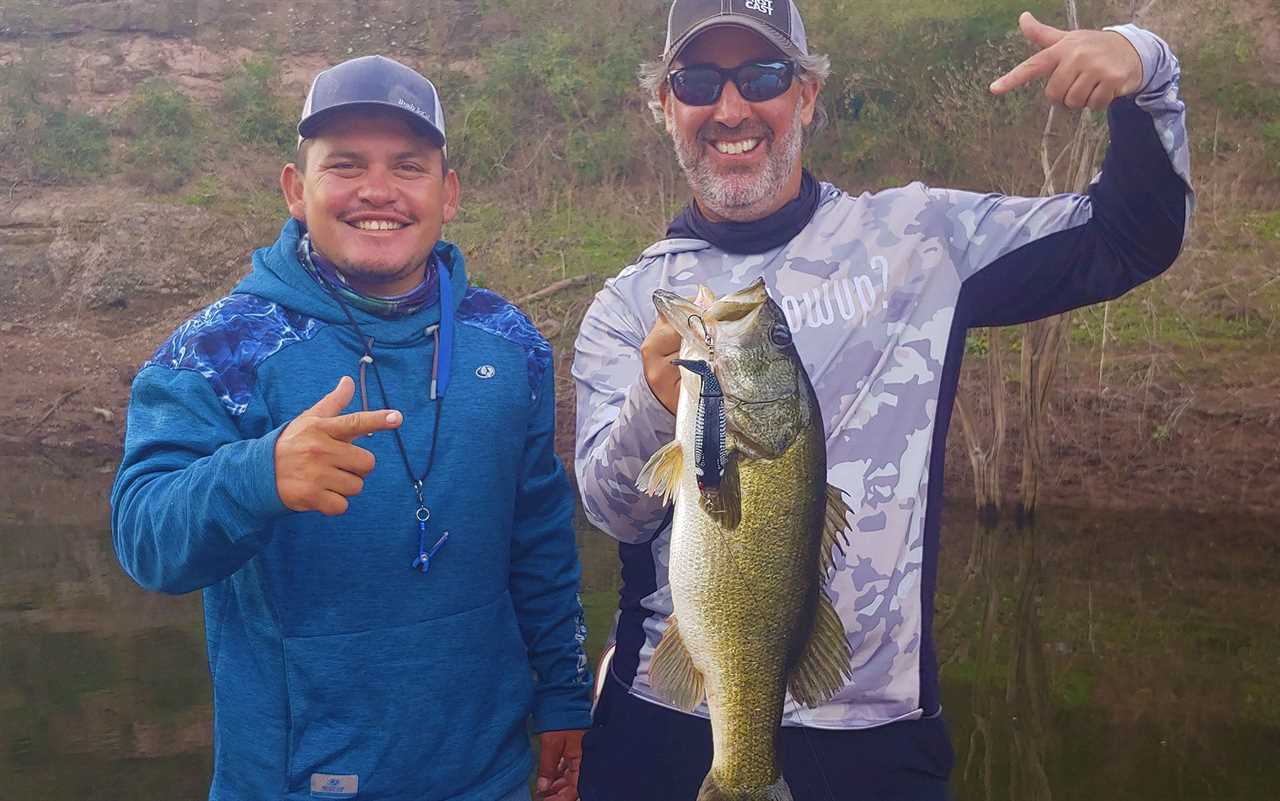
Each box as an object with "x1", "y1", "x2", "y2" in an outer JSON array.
[{"x1": 282, "y1": 591, "x2": 535, "y2": 800}]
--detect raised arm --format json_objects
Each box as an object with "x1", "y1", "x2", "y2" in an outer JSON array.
[
  {"x1": 572, "y1": 283, "x2": 678, "y2": 544},
  {"x1": 938, "y1": 18, "x2": 1192, "y2": 326},
  {"x1": 112, "y1": 371, "x2": 397, "y2": 594}
]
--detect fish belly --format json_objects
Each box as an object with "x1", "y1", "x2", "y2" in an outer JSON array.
[{"x1": 668, "y1": 433, "x2": 825, "y2": 794}]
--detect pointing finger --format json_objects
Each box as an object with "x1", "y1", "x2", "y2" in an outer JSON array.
[
  {"x1": 319, "y1": 409, "x2": 404, "y2": 443},
  {"x1": 990, "y1": 49, "x2": 1057, "y2": 95},
  {"x1": 302, "y1": 376, "x2": 355, "y2": 419}
]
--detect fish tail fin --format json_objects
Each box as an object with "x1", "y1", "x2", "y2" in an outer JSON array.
[{"x1": 696, "y1": 773, "x2": 794, "y2": 801}]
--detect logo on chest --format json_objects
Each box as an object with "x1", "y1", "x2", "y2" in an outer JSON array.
[{"x1": 778, "y1": 257, "x2": 891, "y2": 331}]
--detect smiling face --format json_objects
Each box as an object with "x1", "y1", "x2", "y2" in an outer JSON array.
[
  {"x1": 280, "y1": 108, "x2": 460, "y2": 297},
  {"x1": 662, "y1": 26, "x2": 818, "y2": 223}
]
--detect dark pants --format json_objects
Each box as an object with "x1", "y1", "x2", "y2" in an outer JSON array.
[{"x1": 579, "y1": 674, "x2": 953, "y2": 801}]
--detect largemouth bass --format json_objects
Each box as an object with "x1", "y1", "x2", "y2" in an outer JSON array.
[{"x1": 637, "y1": 279, "x2": 855, "y2": 801}]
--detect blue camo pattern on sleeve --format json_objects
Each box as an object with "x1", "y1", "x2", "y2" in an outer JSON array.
[
  {"x1": 143, "y1": 293, "x2": 325, "y2": 417},
  {"x1": 457, "y1": 288, "x2": 552, "y2": 399}
]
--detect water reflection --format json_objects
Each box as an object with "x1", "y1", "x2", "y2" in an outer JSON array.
[
  {"x1": 938, "y1": 519, "x2": 1055, "y2": 801},
  {"x1": 935, "y1": 508, "x2": 1280, "y2": 801},
  {"x1": 2, "y1": 469, "x2": 1277, "y2": 800},
  {"x1": 1, "y1": 472, "x2": 212, "y2": 800}
]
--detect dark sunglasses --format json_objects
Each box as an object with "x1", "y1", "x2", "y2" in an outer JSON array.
[{"x1": 668, "y1": 59, "x2": 796, "y2": 106}]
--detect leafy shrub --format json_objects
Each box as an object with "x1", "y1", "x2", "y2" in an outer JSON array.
[
  {"x1": 118, "y1": 80, "x2": 202, "y2": 191},
  {"x1": 31, "y1": 109, "x2": 112, "y2": 182},
  {"x1": 222, "y1": 55, "x2": 295, "y2": 152},
  {"x1": 1, "y1": 54, "x2": 110, "y2": 182}
]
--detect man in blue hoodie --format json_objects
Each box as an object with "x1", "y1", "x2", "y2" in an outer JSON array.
[{"x1": 111, "y1": 55, "x2": 591, "y2": 801}]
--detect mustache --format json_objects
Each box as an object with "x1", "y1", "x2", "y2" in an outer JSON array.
[{"x1": 697, "y1": 121, "x2": 773, "y2": 144}]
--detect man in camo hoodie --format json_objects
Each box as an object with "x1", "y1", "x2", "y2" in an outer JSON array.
[{"x1": 571, "y1": 1, "x2": 1191, "y2": 798}]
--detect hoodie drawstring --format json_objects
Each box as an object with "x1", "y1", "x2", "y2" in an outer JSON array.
[
  {"x1": 425, "y1": 324, "x2": 440, "y2": 400},
  {"x1": 318, "y1": 255, "x2": 452, "y2": 576},
  {"x1": 358, "y1": 337, "x2": 375, "y2": 412}
]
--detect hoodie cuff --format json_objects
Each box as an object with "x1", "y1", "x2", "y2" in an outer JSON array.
[
  {"x1": 532, "y1": 699, "x2": 593, "y2": 734},
  {"x1": 227, "y1": 423, "x2": 291, "y2": 542}
]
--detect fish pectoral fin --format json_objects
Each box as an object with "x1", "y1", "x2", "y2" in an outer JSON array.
[
  {"x1": 700, "y1": 456, "x2": 741, "y2": 530},
  {"x1": 820, "y1": 484, "x2": 855, "y2": 577},
  {"x1": 787, "y1": 591, "x2": 853, "y2": 708},
  {"x1": 637, "y1": 441, "x2": 684, "y2": 504},
  {"x1": 649, "y1": 615, "x2": 705, "y2": 712}
]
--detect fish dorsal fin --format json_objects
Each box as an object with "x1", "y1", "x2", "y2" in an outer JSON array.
[
  {"x1": 637, "y1": 441, "x2": 684, "y2": 504},
  {"x1": 649, "y1": 615, "x2": 705, "y2": 712},
  {"x1": 820, "y1": 484, "x2": 854, "y2": 576},
  {"x1": 787, "y1": 591, "x2": 853, "y2": 707}
]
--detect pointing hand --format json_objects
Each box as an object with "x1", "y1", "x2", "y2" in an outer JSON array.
[
  {"x1": 274, "y1": 376, "x2": 402, "y2": 516},
  {"x1": 990, "y1": 12, "x2": 1144, "y2": 111}
]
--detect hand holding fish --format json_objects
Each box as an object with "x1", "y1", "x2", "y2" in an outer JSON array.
[
  {"x1": 641, "y1": 286, "x2": 715, "y2": 415},
  {"x1": 990, "y1": 11, "x2": 1144, "y2": 110},
  {"x1": 640, "y1": 317, "x2": 682, "y2": 415},
  {"x1": 274, "y1": 376, "x2": 402, "y2": 516}
]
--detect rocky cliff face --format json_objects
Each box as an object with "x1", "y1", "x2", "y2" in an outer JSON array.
[
  {"x1": 2, "y1": 0, "x2": 1278, "y2": 519},
  {"x1": 0, "y1": 0, "x2": 516, "y2": 464}
]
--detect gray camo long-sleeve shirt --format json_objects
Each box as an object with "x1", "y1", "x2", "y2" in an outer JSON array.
[{"x1": 573, "y1": 24, "x2": 1192, "y2": 728}]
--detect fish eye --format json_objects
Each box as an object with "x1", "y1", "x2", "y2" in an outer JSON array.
[{"x1": 769, "y1": 323, "x2": 793, "y2": 348}]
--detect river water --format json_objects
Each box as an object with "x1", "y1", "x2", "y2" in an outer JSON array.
[{"x1": 2, "y1": 466, "x2": 1277, "y2": 800}]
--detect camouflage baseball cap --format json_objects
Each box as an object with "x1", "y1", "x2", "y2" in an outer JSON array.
[{"x1": 662, "y1": 0, "x2": 811, "y2": 68}]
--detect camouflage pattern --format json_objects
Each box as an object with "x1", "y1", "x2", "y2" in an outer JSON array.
[{"x1": 573, "y1": 25, "x2": 1192, "y2": 729}]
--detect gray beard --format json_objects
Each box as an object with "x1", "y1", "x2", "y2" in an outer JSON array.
[{"x1": 673, "y1": 104, "x2": 805, "y2": 222}]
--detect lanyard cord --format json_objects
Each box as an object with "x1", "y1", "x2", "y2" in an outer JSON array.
[
  {"x1": 325, "y1": 283, "x2": 444, "y2": 487},
  {"x1": 319, "y1": 275, "x2": 450, "y2": 573}
]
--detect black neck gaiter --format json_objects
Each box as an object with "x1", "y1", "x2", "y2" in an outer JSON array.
[{"x1": 665, "y1": 169, "x2": 821, "y2": 255}]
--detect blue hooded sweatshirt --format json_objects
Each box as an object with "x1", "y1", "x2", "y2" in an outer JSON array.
[{"x1": 111, "y1": 219, "x2": 593, "y2": 801}]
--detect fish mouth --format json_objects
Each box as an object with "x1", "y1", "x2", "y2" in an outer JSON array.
[{"x1": 653, "y1": 289, "x2": 709, "y2": 347}]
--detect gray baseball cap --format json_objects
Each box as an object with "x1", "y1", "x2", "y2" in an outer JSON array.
[
  {"x1": 297, "y1": 55, "x2": 447, "y2": 152},
  {"x1": 662, "y1": 0, "x2": 810, "y2": 68}
]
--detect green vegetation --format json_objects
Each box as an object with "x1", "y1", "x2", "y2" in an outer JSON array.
[
  {"x1": 0, "y1": 0, "x2": 1272, "y2": 378},
  {"x1": 31, "y1": 111, "x2": 112, "y2": 182},
  {"x1": 219, "y1": 55, "x2": 295, "y2": 153},
  {"x1": 117, "y1": 80, "x2": 203, "y2": 191},
  {"x1": 0, "y1": 55, "x2": 111, "y2": 182}
]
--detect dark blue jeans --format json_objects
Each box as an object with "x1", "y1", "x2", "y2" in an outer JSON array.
[{"x1": 579, "y1": 674, "x2": 953, "y2": 801}]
